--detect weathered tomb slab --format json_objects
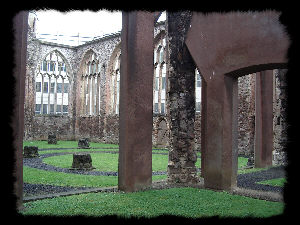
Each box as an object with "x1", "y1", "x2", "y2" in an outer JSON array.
[
  {"x1": 78, "y1": 138, "x2": 90, "y2": 149},
  {"x1": 71, "y1": 153, "x2": 95, "y2": 170},
  {"x1": 23, "y1": 146, "x2": 39, "y2": 158},
  {"x1": 48, "y1": 133, "x2": 57, "y2": 144}
]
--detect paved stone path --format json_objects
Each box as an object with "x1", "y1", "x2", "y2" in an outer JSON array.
[{"x1": 23, "y1": 149, "x2": 285, "y2": 200}]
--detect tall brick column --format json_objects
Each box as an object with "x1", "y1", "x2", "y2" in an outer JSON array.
[
  {"x1": 255, "y1": 70, "x2": 274, "y2": 168},
  {"x1": 166, "y1": 12, "x2": 199, "y2": 185},
  {"x1": 13, "y1": 11, "x2": 28, "y2": 211},
  {"x1": 118, "y1": 12, "x2": 154, "y2": 192}
]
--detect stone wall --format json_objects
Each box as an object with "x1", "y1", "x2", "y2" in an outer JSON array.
[
  {"x1": 237, "y1": 74, "x2": 256, "y2": 157},
  {"x1": 102, "y1": 115, "x2": 119, "y2": 144},
  {"x1": 28, "y1": 115, "x2": 73, "y2": 141},
  {"x1": 75, "y1": 116, "x2": 104, "y2": 142},
  {"x1": 152, "y1": 115, "x2": 170, "y2": 148},
  {"x1": 273, "y1": 69, "x2": 288, "y2": 165},
  {"x1": 24, "y1": 20, "x2": 287, "y2": 166},
  {"x1": 24, "y1": 22, "x2": 166, "y2": 144},
  {"x1": 194, "y1": 113, "x2": 201, "y2": 151}
]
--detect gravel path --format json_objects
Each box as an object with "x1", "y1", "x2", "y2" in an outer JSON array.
[
  {"x1": 23, "y1": 150, "x2": 285, "y2": 198},
  {"x1": 237, "y1": 166, "x2": 285, "y2": 193}
]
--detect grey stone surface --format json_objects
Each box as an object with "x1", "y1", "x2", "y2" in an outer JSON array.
[
  {"x1": 78, "y1": 138, "x2": 90, "y2": 149},
  {"x1": 24, "y1": 18, "x2": 287, "y2": 169},
  {"x1": 71, "y1": 153, "x2": 94, "y2": 170},
  {"x1": 48, "y1": 133, "x2": 57, "y2": 144},
  {"x1": 23, "y1": 146, "x2": 39, "y2": 158}
]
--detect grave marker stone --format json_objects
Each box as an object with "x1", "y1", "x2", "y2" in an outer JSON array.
[
  {"x1": 23, "y1": 146, "x2": 39, "y2": 158},
  {"x1": 71, "y1": 153, "x2": 95, "y2": 170},
  {"x1": 78, "y1": 138, "x2": 90, "y2": 149},
  {"x1": 48, "y1": 133, "x2": 57, "y2": 144}
]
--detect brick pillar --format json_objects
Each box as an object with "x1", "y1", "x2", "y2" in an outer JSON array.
[
  {"x1": 255, "y1": 70, "x2": 274, "y2": 168},
  {"x1": 13, "y1": 11, "x2": 28, "y2": 211},
  {"x1": 166, "y1": 11, "x2": 199, "y2": 185},
  {"x1": 118, "y1": 11, "x2": 154, "y2": 192}
]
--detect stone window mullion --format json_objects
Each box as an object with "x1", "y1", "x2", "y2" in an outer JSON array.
[
  {"x1": 87, "y1": 75, "x2": 91, "y2": 115},
  {"x1": 91, "y1": 75, "x2": 95, "y2": 115},
  {"x1": 153, "y1": 65, "x2": 156, "y2": 113},
  {"x1": 158, "y1": 64, "x2": 162, "y2": 113},
  {"x1": 41, "y1": 75, "x2": 44, "y2": 114},
  {"x1": 61, "y1": 77, "x2": 64, "y2": 115},
  {"x1": 54, "y1": 76, "x2": 57, "y2": 114},
  {"x1": 82, "y1": 75, "x2": 86, "y2": 115},
  {"x1": 95, "y1": 62, "x2": 99, "y2": 115},
  {"x1": 116, "y1": 71, "x2": 120, "y2": 114},
  {"x1": 96, "y1": 74, "x2": 100, "y2": 115},
  {"x1": 48, "y1": 75, "x2": 51, "y2": 114},
  {"x1": 114, "y1": 71, "x2": 118, "y2": 114}
]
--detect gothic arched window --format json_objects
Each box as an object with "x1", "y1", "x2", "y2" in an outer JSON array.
[
  {"x1": 111, "y1": 53, "x2": 121, "y2": 115},
  {"x1": 81, "y1": 51, "x2": 101, "y2": 115},
  {"x1": 195, "y1": 69, "x2": 202, "y2": 112},
  {"x1": 35, "y1": 51, "x2": 70, "y2": 115},
  {"x1": 154, "y1": 35, "x2": 166, "y2": 114}
]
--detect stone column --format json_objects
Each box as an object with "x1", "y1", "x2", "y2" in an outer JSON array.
[
  {"x1": 13, "y1": 11, "x2": 28, "y2": 211},
  {"x1": 40, "y1": 74, "x2": 44, "y2": 114},
  {"x1": 273, "y1": 69, "x2": 288, "y2": 165},
  {"x1": 91, "y1": 75, "x2": 95, "y2": 115},
  {"x1": 54, "y1": 75, "x2": 58, "y2": 114},
  {"x1": 118, "y1": 11, "x2": 154, "y2": 192},
  {"x1": 61, "y1": 77, "x2": 64, "y2": 114},
  {"x1": 82, "y1": 75, "x2": 86, "y2": 115},
  {"x1": 48, "y1": 75, "x2": 51, "y2": 114},
  {"x1": 166, "y1": 11, "x2": 199, "y2": 185},
  {"x1": 200, "y1": 78, "x2": 207, "y2": 178},
  {"x1": 96, "y1": 74, "x2": 100, "y2": 115},
  {"x1": 255, "y1": 70, "x2": 274, "y2": 168},
  {"x1": 87, "y1": 76, "x2": 91, "y2": 115}
]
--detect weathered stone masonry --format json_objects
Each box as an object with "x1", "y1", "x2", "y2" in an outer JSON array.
[
  {"x1": 24, "y1": 17, "x2": 287, "y2": 166},
  {"x1": 166, "y1": 12, "x2": 199, "y2": 184},
  {"x1": 24, "y1": 21, "x2": 168, "y2": 144}
]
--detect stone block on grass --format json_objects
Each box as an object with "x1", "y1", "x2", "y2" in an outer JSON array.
[
  {"x1": 48, "y1": 133, "x2": 57, "y2": 144},
  {"x1": 23, "y1": 146, "x2": 39, "y2": 158},
  {"x1": 71, "y1": 153, "x2": 95, "y2": 170},
  {"x1": 78, "y1": 138, "x2": 90, "y2": 149}
]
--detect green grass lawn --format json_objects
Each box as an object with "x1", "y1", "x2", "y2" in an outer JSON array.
[
  {"x1": 23, "y1": 140, "x2": 255, "y2": 188},
  {"x1": 21, "y1": 187, "x2": 284, "y2": 218},
  {"x1": 22, "y1": 141, "x2": 283, "y2": 218},
  {"x1": 23, "y1": 140, "x2": 119, "y2": 149},
  {"x1": 257, "y1": 178, "x2": 286, "y2": 187}
]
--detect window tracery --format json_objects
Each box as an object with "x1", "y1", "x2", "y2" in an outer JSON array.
[
  {"x1": 35, "y1": 50, "x2": 70, "y2": 115},
  {"x1": 111, "y1": 53, "x2": 121, "y2": 114},
  {"x1": 81, "y1": 51, "x2": 101, "y2": 115},
  {"x1": 154, "y1": 36, "x2": 166, "y2": 114},
  {"x1": 195, "y1": 69, "x2": 202, "y2": 112}
]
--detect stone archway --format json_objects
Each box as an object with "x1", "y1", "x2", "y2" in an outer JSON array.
[{"x1": 155, "y1": 117, "x2": 169, "y2": 148}]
